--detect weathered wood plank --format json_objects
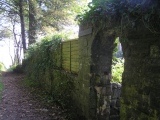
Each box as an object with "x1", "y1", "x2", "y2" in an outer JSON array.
[
  {"x1": 62, "y1": 44, "x2": 70, "y2": 47},
  {"x1": 62, "y1": 65, "x2": 70, "y2": 69},
  {"x1": 62, "y1": 53, "x2": 70, "y2": 56},
  {"x1": 71, "y1": 53, "x2": 79, "y2": 56},
  {"x1": 71, "y1": 42, "x2": 78, "y2": 45},
  {"x1": 71, "y1": 56, "x2": 79, "y2": 59},
  {"x1": 62, "y1": 48, "x2": 70, "y2": 51},
  {"x1": 71, "y1": 44, "x2": 79, "y2": 49},
  {"x1": 71, "y1": 48, "x2": 79, "y2": 51}
]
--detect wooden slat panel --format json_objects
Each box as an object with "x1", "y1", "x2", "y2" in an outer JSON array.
[
  {"x1": 62, "y1": 47, "x2": 71, "y2": 51},
  {"x1": 62, "y1": 61, "x2": 70, "y2": 64},
  {"x1": 71, "y1": 56, "x2": 79, "y2": 60},
  {"x1": 71, "y1": 43, "x2": 78, "y2": 46},
  {"x1": 71, "y1": 63, "x2": 79, "y2": 66},
  {"x1": 62, "y1": 50, "x2": 70, "y2": 53},
  {"x1": 62, "y1": 58, "x2": 70, "y2": 61},
  {"x1": 71, "y1": 50, "x2": 78, "y2": 53},
  {"x1": 62, "y1": 64, "x2": 70, "y2": 69},
  {"x1": 71, "y1": 60, "x2": 79, "y2": 63},
  {"x1": 62, "y1": 64, "x2": 70, "y2": 67},
  {"x1": 71, "y1": 40, "x2": 78, "y2": 43},
  {"x1": 62, "y1": 52, "x2": 70, "y2": 55},
  {"x1": 71, "y1": 67, "x2": 79, "y2": 72},
  {"x1": 71, "y1": 69, "x2": 79, "y2": 73},
  {"x1": 62, "y1": 46, "x2": 70, "y2": 49},
  {"x1": 62, "y1": 53, "x2": 70, "y2": 56},
  {"x1": 62, "y1": 48, "x2": 70, "y2": 51},
  {"x1": 71, "y1": 48, "x2": 79, "y2": 51},
  {"x1": 61, "y1": 39, "x2": 80, "y2": 73},
  {"x1": 71, "y1": 67, "x2": 79, "y2": 70},
  {"x1": 62, "y1": 53, "x2": 70, "y2": 57},
  {"x1": 62, "y1": 42, "x2": 70, "y2": 46},
  {"x1": 71, "y1": 53, "x2": 79, "y2": 58},
  {"x1": 62, "y1": 56, "x2": 70, "y2": 59},
  {"x1": 62, "y1": 63, "x2": 70, "y2": 66},
  {"x1": 71, "y1": 44, "x2": 78, "y2": 47},
  {"x1": 71, "y1": 51, "x2": 79, "y2": 54},
  {"x1": 71, "y1": 64, "x2": 79, "y2": 67},
  {"x1": 71, "y1": 56, "x2": 79, "y2": 59}
]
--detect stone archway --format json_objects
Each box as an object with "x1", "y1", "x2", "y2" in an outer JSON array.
[
  {"x1": 89, "y1": 23, "x2": 160, "y2": 120},
  {"x1": 79, "y1": 21, "x2": 160, "y2": 120}
]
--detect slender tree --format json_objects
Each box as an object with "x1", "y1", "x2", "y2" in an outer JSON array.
[
  {"x1": 18, "y1": 0, "x2": 26, "y2": 53},
  {"x1": 28, "y1": 0, "x2": 37, "y2": 45}
]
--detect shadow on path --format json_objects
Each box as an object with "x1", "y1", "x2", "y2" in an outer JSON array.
[{"x1": 0, "y1": 72, "x2": 65, "y2": 120}]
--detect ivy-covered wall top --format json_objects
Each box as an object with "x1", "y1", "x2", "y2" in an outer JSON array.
[{"x1": 77, "y1": 0, "x2": 160, "y2": 35}]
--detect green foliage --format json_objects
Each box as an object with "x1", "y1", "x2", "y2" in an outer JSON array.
[
  {"x1": 25, "y1": 34, "x2": 63, "y2": 86},
  {"x1": 113, "y1": 37, "x2": 120, "y2": 60},
  {"x1": 0, "y1": 62, "x2": 5, "y2": 72},
  {"x1": 0, "y1": 29, "x2": 12, "y2": 40},
  {"x1": 24, "y1": 33, "x2": 78, "y2": 119},
  {"x1": 36, "y1": 0, "x2": 78, "y2": 31},
  {"x1": 112, "y1": 58, "x2": 124, "y2": 83},
  {"x1": 77, "y1": 0, "x2": 160, "y2": 34},
  {"x1": 7, "y1": 65, "x2": 16, "y2": 72},
  {"x1": 51, "y1": 73, "x2": 74, "y2": 109},
  {"x1": 13, "y1": 65, "x2": 24, "y2": 73}
]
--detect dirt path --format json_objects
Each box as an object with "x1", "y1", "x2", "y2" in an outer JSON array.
[{"x1": 0, "y1": 72, "x2": 65, "y2": 120}]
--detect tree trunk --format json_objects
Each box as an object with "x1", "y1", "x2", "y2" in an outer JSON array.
[
  {"x1": 11, "y1": 19, "x2": 21, "y2": 65},
  {"x1": 19, "y1": 0, "x2": 26, "y2": 54},
  {"x1": 28, "y1": 0, "x2": 37, "y2": 45}
]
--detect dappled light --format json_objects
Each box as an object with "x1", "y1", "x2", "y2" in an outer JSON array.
[{"x1": 0, "y1": 0, "x2": 160, "y2": 120}]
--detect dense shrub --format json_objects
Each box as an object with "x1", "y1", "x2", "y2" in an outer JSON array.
[
  {"x1": 24, "y1": 34, "x2": 76, "y2": 116},
  {"x1": 112, "y1": 58, "x2": 124, "y2": 83},
  {"x1": 25, "y1": 34, "x2": 63, "y2": 87},
  {"x1": 0, "y1": 62, "x2": 5, "y2": 72}
]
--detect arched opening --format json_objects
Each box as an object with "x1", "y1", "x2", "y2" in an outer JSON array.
[
  {"x1": 110, "y1": 37, "x2": 123, "y2": 119},
  {"x1": 89, "y1": 22, "x2": 160, "y2": 119},
  {"x1": 90, "y1": 28, "x2": 121, "y2": 119},
  {"x1": 89, "y1": 27, "x2": 126, "y2": 119}
]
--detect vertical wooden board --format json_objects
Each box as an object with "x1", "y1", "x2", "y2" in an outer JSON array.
[
  {"x1": 61, "y1": 39, "x2": 80, "y2": 73},
  {"x1": 62, "y1": 63, "x2": 70, "y2": 71},
  {"x1": 71, "y1": 58, "x2": 79, "y2": 62}
]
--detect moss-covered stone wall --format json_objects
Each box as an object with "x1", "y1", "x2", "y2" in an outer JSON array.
[{"x1": 120, "y1": 24, "x2": 160, "y2": 120}]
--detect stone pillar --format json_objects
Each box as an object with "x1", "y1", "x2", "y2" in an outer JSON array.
[{"x1": 90, "y1": 29, "x2": 116, "y2": 119}]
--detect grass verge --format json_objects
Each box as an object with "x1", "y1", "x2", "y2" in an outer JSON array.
[{"x1": 0, "y1": 74, "x2": 4, "y2": 101}]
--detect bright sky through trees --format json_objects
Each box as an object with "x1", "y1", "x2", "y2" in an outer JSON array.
[{"x1": 0, "y1": 0, "x2": 92, "y2": 68}]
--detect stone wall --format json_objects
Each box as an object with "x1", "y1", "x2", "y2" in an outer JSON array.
[
  {"x1": 110, "y1": 82, "x2": 121, "y2": 120},
  {"x1": 27, "y1": 24, "x2": 122, "y2": 119},
  {"x1": 120, "y1": 24, "x2": 160, "y2": 119},
  {"x1": 72, "y1": 26, "x2": 121, "y2": 119},
  {"x1": 55, "y1": 23, "x2": 160, "y2": 120}
]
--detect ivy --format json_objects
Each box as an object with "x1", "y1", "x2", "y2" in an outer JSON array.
[
  {"x1": 77, "y1": 0, "x2": 160, "y2": 34},
  {"x1": 112, "y1": 58, "x2": 124, "y2": 83},
  {"x1": 25, "y1": 34, "x2": 64, "y2": 87}
]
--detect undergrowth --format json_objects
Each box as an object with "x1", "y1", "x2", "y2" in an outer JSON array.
[
  {"x1": 23, "y1": 34, "x2": 81, "y2": 119},
  {"x1": 112, "y1": 58, "x2": 124, "y2": 83},
  {"x1": 0, "y1": 75, "x2": 4, "y2": 101}
]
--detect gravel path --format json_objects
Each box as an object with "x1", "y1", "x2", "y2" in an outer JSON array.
[{"x1": 0, "y1": 72, "x2": 66, "y2": 120}]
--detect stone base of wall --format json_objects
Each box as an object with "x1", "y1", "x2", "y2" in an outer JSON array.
[{"x1": 110, "y1": 82, "x2": 121, "y2": 120}]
